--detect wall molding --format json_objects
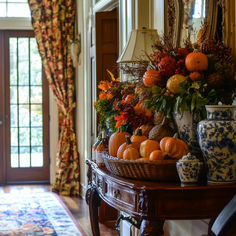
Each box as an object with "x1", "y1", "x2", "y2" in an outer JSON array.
[
  {"x1": 0, "y1": 18, "x2": 32, "y2": 30},
  {"x1": 94, "y1": 0, "x2": 118, "y2": 12}
]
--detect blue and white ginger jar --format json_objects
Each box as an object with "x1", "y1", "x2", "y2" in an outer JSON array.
[
  {"x1": 176, "y1": 153, "x2": 203, "y2": 186},
  {"x1": 197, "y1": 105, "x2": 236, "y2": 184}
]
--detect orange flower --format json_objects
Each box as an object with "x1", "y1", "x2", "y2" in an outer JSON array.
[
  {"x1": 115, "y1": 120, "x2": 125, "y2": 128},
  {"x1": 98, "y1": 81, "x2": 112, "y2": 91},
  {"x1": 107, "y1": 69, "x2": 120, "y2": 82},
  {"x1": 134, "y1": 101, "x2": 152, "y2": 117},
  {"x1": 114, "y1": 114, "x2": 128, "y2": 128},
  {"x1": 99, "y1": 92, "x2": 107, "y2": 100},
  {"x1": 93, "y1": 102, "x2": 97, "y2": 107},
  {"x1": 106, "y1": 92, "x2": 114, "y2": 100}
]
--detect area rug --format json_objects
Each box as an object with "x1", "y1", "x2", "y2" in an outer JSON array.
[{"x1": 0, "y1": 191, "x2": 86, "y2": 236}]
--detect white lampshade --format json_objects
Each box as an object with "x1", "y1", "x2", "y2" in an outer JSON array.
[{"x1": 117, "y1": 28, "x2": 159, "y2": 63}]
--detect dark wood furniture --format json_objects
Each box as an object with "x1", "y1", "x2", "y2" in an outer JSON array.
[
  {"x1": 210, "y1": 194, "x2": 236, "y2": 236},
  {"x1": 86, "y1": 160, "x2": 236, "y2": 236}
]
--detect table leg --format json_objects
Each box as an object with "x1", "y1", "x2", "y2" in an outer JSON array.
[
  {"x1": 139, "y1": 219, "x2": 165, "y2": 236},
  {"x1": 86, "y1": 186, "x2": 101, "y2": 236}
]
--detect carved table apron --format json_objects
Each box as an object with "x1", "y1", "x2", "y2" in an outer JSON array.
[{"x1": 86, "y1": 160, "x2": 236, "y2": 236}]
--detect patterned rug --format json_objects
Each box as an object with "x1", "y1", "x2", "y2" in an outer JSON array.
[{"x1": 0, "y1": 191, "x2": 86, "y2": 236}]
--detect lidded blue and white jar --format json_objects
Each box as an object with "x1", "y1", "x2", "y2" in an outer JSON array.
[
  {"x1": 197, "y1": 105, "x2": 236, "y2": 184},
  {"x1": 176, "y1": 153, "x2": 203, "y2": 186}
]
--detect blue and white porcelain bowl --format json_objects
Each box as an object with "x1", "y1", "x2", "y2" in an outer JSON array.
[
  {"x1": 176, "y1": 153, "x2": 203, "y2": 186},
  {"x1": 197, "y1": 105, "x2": 236, "y2": 184}
]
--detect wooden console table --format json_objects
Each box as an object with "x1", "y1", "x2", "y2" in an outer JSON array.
[{"x1": 85, "y1": 160, "x2": 236, "y2": 236}]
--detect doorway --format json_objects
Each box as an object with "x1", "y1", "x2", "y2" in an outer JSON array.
[
  {"x1": 0, "y1": 30, "x2": 49, "y2": 184},
  {"x1": 89, "y1": 9, "x2": 119, "y2": 226}
]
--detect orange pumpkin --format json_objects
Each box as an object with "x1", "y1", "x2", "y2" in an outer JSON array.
[
  {"x1": 123, "y1": 147, "x2": 139, "y2": 160},
  {"x1": 143, "y1": 70, "x2": 163, "y2": 87},
  {"x1": 117, "y1": 136, "x2": 137, "y2": 158},
  {"x1": 131, "y1": 129, "x2": 147, "y2": 149},
  {"x1": 109, "y1": 130, "x2": 131, "y2": 157},
  {"x1": 140, "y1": 139, "x2": 160, "y2": 158},
  {"x1": 189, "y1": 71, "x2": 202, "y2": 81},
  {"x1": 166, "y1": 74, "x2": 187, "y2": 94},
  {"x1": 185, "y1": 52, "x2": 208, "y2": 72},
  {"x1": 135, "y1": 124, "x2": 154, "y2": 137},
  {"x1": 149, "y1": 150, "x2": 165, "y2": 161},
  {"x1": 160, "y1": 135, "x2": 188, "y2": 159}
]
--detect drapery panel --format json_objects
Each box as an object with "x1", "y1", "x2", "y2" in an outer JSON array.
[{"x1": 28, "y1": 0, "x2": 79, "y2": 196}]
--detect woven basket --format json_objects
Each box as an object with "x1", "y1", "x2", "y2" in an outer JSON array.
[{"x1": 102, "y1": 152, "x2": 179, "y2": 181}]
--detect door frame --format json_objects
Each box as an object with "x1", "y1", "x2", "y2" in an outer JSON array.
[
  {"x1": 0, "y1": 31, "x2": 7, "y2": 184},
  {"x1": 79, "y1": 0, "x2": 118, "y2": 196},
  {"x1": 0, "y1": 30, "x2": 50, "y2": 184}
]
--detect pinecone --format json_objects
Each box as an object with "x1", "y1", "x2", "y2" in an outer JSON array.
[
  {"x1": 148, "y1": 124, "x2": 175, "y2": 142},
  {"x1": 153, "y1": 111, "x2": 169, "y2": 125},
  {"x1": 200, "y1": 40, "x2": 233, "y2": 63},
  {"x1": 121, "y1": 86, "x2": 135, "y2": 96},
  {"x1": 207, "y1": 73, "x2": 224, "y2": 88},
  {"x1": 138, "y1": 88, "x2": 152, "y2": 102},
  {"x1": 200, "y1": 39, "x2": 217, "y2": 55}
]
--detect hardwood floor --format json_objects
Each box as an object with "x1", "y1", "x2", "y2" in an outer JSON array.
[{"x1": 0, "y1": 185, "x2": 118, "y2": 236}]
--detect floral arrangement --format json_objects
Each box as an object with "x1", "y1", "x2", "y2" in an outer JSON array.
[
  {"x1": 144, "y1": 37, "x2": 236, "y2": 119},
  {"x1": 95, "y1": 37, "x2": 236, "y2": 135},
  {"x1": 94, "y1": 70, "x2": 152, "y2": 134}
]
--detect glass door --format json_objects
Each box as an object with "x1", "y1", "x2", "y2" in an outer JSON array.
[{"x1": 2, "y1": 30, "x2": 49, "y2": 183}]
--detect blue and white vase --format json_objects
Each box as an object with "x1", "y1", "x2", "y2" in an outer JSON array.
[
  {"x1": 173, "y1": 111, "x2": 201, "y2": 155},
  {"x1": 176, "y1": 153, "x2": 203, "y2": 186},
  {"x1": 197, "y1": 105, "x2": 236, "y2": 184}
]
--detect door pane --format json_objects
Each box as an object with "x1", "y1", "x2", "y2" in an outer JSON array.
[
  {"x1": 10, "y1": 38, "x2": 17, "y2": 85},
  {"x1": 10, "y1": 105, "x2": 18, "y2": 127},
  {"x1": 19, "y1": 127, "x2": 30, "y2": 146},
  {"x1": 19, "y1": 146, "x2": 30, "y2": 167},
  {"x1": 10, "y1": 86, "x2": 17, "y2": 104},
  {"x1": 30, "y1": 38, "x2": 42, "y2": 85},
  {"x1": 31, "y1": 105, "x2": 42, "y2": 126},
  {"x1": 19, "y1": 105, "x2": 29, "y2": 126},
  {"x1": 10, "y1": 128, "x2": 18, "y2": 146},
  {"x1": 31, "y1": 86, "x2": 42, "y2": 103},
  {"x1": 31, "y1": 127, "x2": 43, "y2": 146},
  {"x1": 31, "y1": 146, "x2": 43, "y2": 167},
  {"x1": 18, "y1": 38, "x2": 29, "y2": 85},
  {"x1": 19, "y1": 86, "x2": 29, "y2": 104},
  {"x1": 11, "y1": 146, "x2": 19, "y2": 168}
]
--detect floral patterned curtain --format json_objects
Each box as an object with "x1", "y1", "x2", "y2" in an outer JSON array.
[{"x1": 28, "y1": 0, "x2": 80, "y2": 196}]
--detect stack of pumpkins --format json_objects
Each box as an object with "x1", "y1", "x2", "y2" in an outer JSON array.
[{"x1": 108, "y1": 128, "x2": 188, "y2": 162}]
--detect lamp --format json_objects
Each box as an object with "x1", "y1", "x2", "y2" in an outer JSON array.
[{"x1": 117, "y1": 28, "x2": 159, "y2": 64}]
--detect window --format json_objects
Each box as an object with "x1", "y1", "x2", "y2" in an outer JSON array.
[
  {"x1": 193, "y1": 0, "x2": 205, "y2": 19},
  {"x1": 0, "y1": 0, "x2": 31, "y2": 17},
  {"x1": 10, "y1": 37, "x2": 44, "y2": 168}
]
